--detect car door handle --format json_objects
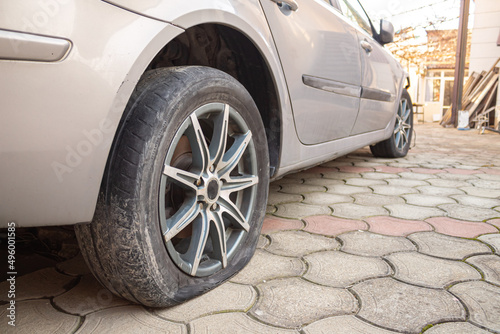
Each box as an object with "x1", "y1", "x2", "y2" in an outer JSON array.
[
  {"x1": 270, "y1": 0, "x2": 298, "y2": 11},
  {"x1": 360, "y1": 40, "x2": 373, "y2": 53}
]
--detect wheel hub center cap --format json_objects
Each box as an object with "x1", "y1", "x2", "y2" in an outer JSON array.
[{"x1": 206, "y1": 179, "x2": 220, "y2": 202}]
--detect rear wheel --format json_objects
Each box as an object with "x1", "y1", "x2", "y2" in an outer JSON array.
[
  {"x1": 75, "y1": 66, "x2": 269, "y2": 307},
  {"x1": 370, "y1": 89, "x2": 413, "y2": 158}
]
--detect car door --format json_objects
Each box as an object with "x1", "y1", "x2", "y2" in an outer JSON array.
[
  {"x1": 259, "y1": 0, "x2": 363, "y2": 144},
  {"x1": 337, "y1": 0, "x2": 401, "y2": 135}
]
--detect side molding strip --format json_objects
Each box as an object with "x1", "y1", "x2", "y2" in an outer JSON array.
[
  {"x1": 302, "y1": 75, "x2": 361, "y2": 98},
  {"x1": 302, "y1": 74, "x2": 395, "y2": 102},
  {"x1": 0, "y1": 29, "x2": 71, "y2": 62},
  {"x1": 361, "y1": 87, "x2": 395, "y2": 102}
]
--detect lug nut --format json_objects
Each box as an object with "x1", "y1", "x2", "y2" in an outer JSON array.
[
  {"x1": 196, "y1": 179, "x2": 202, "y2": 186},
  {"x1": 211, "y1": 203, "x2": 218, "y2": 211},
  {"x1": 209, "y1": 165, "x2": 214, "y2": 173}
]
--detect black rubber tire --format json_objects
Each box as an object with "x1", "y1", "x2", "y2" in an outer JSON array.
[
  {"x1": 370, "y1": 89, "x2": 413, "y2": 158},
  {"x1": 75, "y1": 66, "x2": 269, "y2": 307}
]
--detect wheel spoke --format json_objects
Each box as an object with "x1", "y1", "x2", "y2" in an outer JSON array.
[
  {"x1": 218, "y1": 196, "x2": 250, "y2": 232},
  {"x1": 163, "y1": 200, "x2": 201, "y2": 242},
  {"x1": 401, "y1": 129, "x2": 409, "y2": 147},
  {"x1": 210, "y1": 211, "x2": 228, "y2": 268},
  {"x1": 395, "y1": 131, "x2": 402, "y2": 149},
  {"x1": 218, "y1": 131, "x2": 252, "y2": 178},
  {"x1": 402, "y1": 104, "x2": 411, "y2": 123},
  {"x1": 221, "y1": 175, "x2": 258, "y2": 195},
  {"x1": 163, "y1": 165, "x2": 200, "y2": 191},
  {"x1": 209, "y1": 104, "x2": 229, "y2": 167},
  {"x1": 400, "y1": 100, "x2": 406, "y2": 117},
  {"x1": 187, "y1": 113, "x2": 210, "y2": 172},
  {"x1": 185, "y1": 211, "x2": 210, "y2": 275}
]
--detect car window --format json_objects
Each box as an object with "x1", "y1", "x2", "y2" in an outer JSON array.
[{"x1": 338, "y1": 0, "x2": 374, "y2": 35}]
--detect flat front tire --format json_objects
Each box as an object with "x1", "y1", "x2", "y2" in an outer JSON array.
[{"x1": 75, "y1": 66, "x2": 269, "y2": 307}]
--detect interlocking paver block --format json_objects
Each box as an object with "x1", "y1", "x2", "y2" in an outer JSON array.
[
  {"x1": 427, "y1": 178, "x2": 470, "y2": 188},
  {"x1": 385, "y1": 204, "x2": 445, "y2": 220},
  {"x1": 322, "y1": 172, "x2": 362, "y2": 180},
  {"x1": 449, "y1": 281, "x2": 500, "y2": 332},
  {"x1": 353, "y1": 193, "x2": 404, "y2": 206},
  {"x1": 361, "y1": 172, "x2": 400, "y2": 180},
  {"x1": 478, "y1": 234, "x2": 500, "y2": 253},
  {"x1": 451, "y1": 195, "x2": 500, "y2": 209},
  {"x1": 417, "y1": 185, "x2": 465, "y2": 196},
  {"x1": 424, "y1": 322, "x2": 491, "y2": 333},
  {"x1": 302, "y1": 192, "x2": 353, "y2": 205},
  {"x1": 374, "y1": 166, "x2": 409, "y2": 173},
  {"x1": 352, "y1": 278, "x2": 466, "y2": 333},
  {"x1": 303, "y1": 177, "x2": 345, "y2": 187},
  {"x1": 371, "y1": 185, "x2": 418, "y2": 196},
  {"x1": 56, "y1": 253, "x2": 91, "y2": 276},
  {"x1": 331, "y1": 203, "x2": 388, "y2": 219},
  {"x1": 230, "y1": 249, "x2": 305, "y2": 285},
  {"x1": 257, "y1": 235, "x2": 269, "y2": 249},
  {"x1": 189, "y1": 313, "x2": 299, "y2": 334},
  {"x1": 76, "y1": 306, "x2": 186, "y2": 333},
  {"x1": 488, "y1": 219, "x2": 500, "y2": 229},
  {"x1": 439, "y1": 204, "x2": 500, "y2": 222},
  {"x1": 466, "y1": 255, "x2": 500, "y2": 285},
  {"x1": 476, "y1": 173, "x2": 500, "y2": 180},
  {"x1": 0, "y1": 267, "x2": 76, "y2": 302},
  {"x1": 303, "y1": 315, "x2": 399, "y2": 334},
  {"x1": 53, "y1": 275, "x2": 130, "y2": 315},
  {"x1": 267, "y1": 192, "x2": 303, "y2": 206},
  {"x1": 266, "y1": 205, "x2": 276, "y2": 214},
  {"x1": 398, "y1": 172, "x2": 438, "y2": 180},
  {"x1": 365, "y1": 216, "x2": 432, "y2": 236},
  {"x1": 266, "y1": 230, "x2": 340, "y2": 257},
  {"x1": 386, "y1": 178, "x2": 429, "y2": 187},
  {"x1": 326, "y1": 184, "x2": 372, "y2": 195},
  {"x1": 437, "y1": 173, "x2": 479, "y2": 182},
  {"x1": 460, "y1": 186, "x2": 500, "y2": 199},
  {"x1": 480, "y1": 167, "x2": 500, "y2": 175},
  {"x1": 385, "y1": 252, "x2": 481, "y2": 288},
  {"x1": 251, "y1": 278, "x2": 357, "y2": 328},
  {"x1": 275, "y1": 202, "x2": 331, "y2": 219},
  {"x1": 155, "y1": 282, "x2": 256, "y2": 322},
  {"x1": 304, "y1": 251, "x2": 391, "y2": 287},
  {"x1": 408, "y1": 232, "x2": 492, "y2": 260},
  {"x1": 345, "y1": 178, "x2": 387, "y2": 187},
  {"x1": 426, "y1": 217, "x2": 498, "y2": 238},
  {"x1": 339, "y1": 231, "x2": 416, "y2": 257},
  {"x1": 261, "y1": 216, "x2": 303, "y2": 234},
  {"x1": 410, "y1": 167, "x2": 444, "y2": 174},
  {"x1": 402, "y1": 194, "x2": 456, "y2": 207},
  {"x1": 0, "y1": 299, "x2": 80, "y2": 334},
  {"x1": 269, "y1": 183, "x2": 280, "y2": 192},
  {"x1": 338, "y1": 165, "x2": 373, "y2": 173},
  {"x1": 353, "y1": 161, "x2": 386, "y2": 168},
  {"x1": 303, "y1": 216, "x2": 367, "y2": 236},
  {"x1": 468, "y1": 179, "x2": 500, "y2": 189},
  {"x1": 279, "y1": 183, "x2": 326, "y2": 194},
  {"x1": 443, "y1": 168, "x2": 482, "y2": 175}
]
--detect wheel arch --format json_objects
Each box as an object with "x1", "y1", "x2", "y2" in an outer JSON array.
[{"x1": 104, "y1": 22, "x2": 282, "y2": 196}]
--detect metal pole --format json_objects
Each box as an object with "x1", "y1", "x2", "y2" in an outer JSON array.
[{"x1": 450, "y1": 0, "x2": 470, "y2": 127}]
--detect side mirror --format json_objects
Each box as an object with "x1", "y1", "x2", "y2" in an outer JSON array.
[{"x1": 379, "y1": 19, "x2": 395, "y2": 45}]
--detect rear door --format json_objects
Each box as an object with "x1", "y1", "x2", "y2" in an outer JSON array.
[
  {"x1": 259, "y1": 0, "x2": 363, "y2": 144},
  {"x1": 337, "y1": 0, "x2": 401, "y2": 135}
]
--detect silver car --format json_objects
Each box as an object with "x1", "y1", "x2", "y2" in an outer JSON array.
[{"x1": 0, "y1": 0, "x2": 413, "y2": 306}]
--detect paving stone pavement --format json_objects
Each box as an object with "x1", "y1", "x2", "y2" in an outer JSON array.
[{"x1": 2, "y1": 124, "x2": 500, "y2": 333}]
